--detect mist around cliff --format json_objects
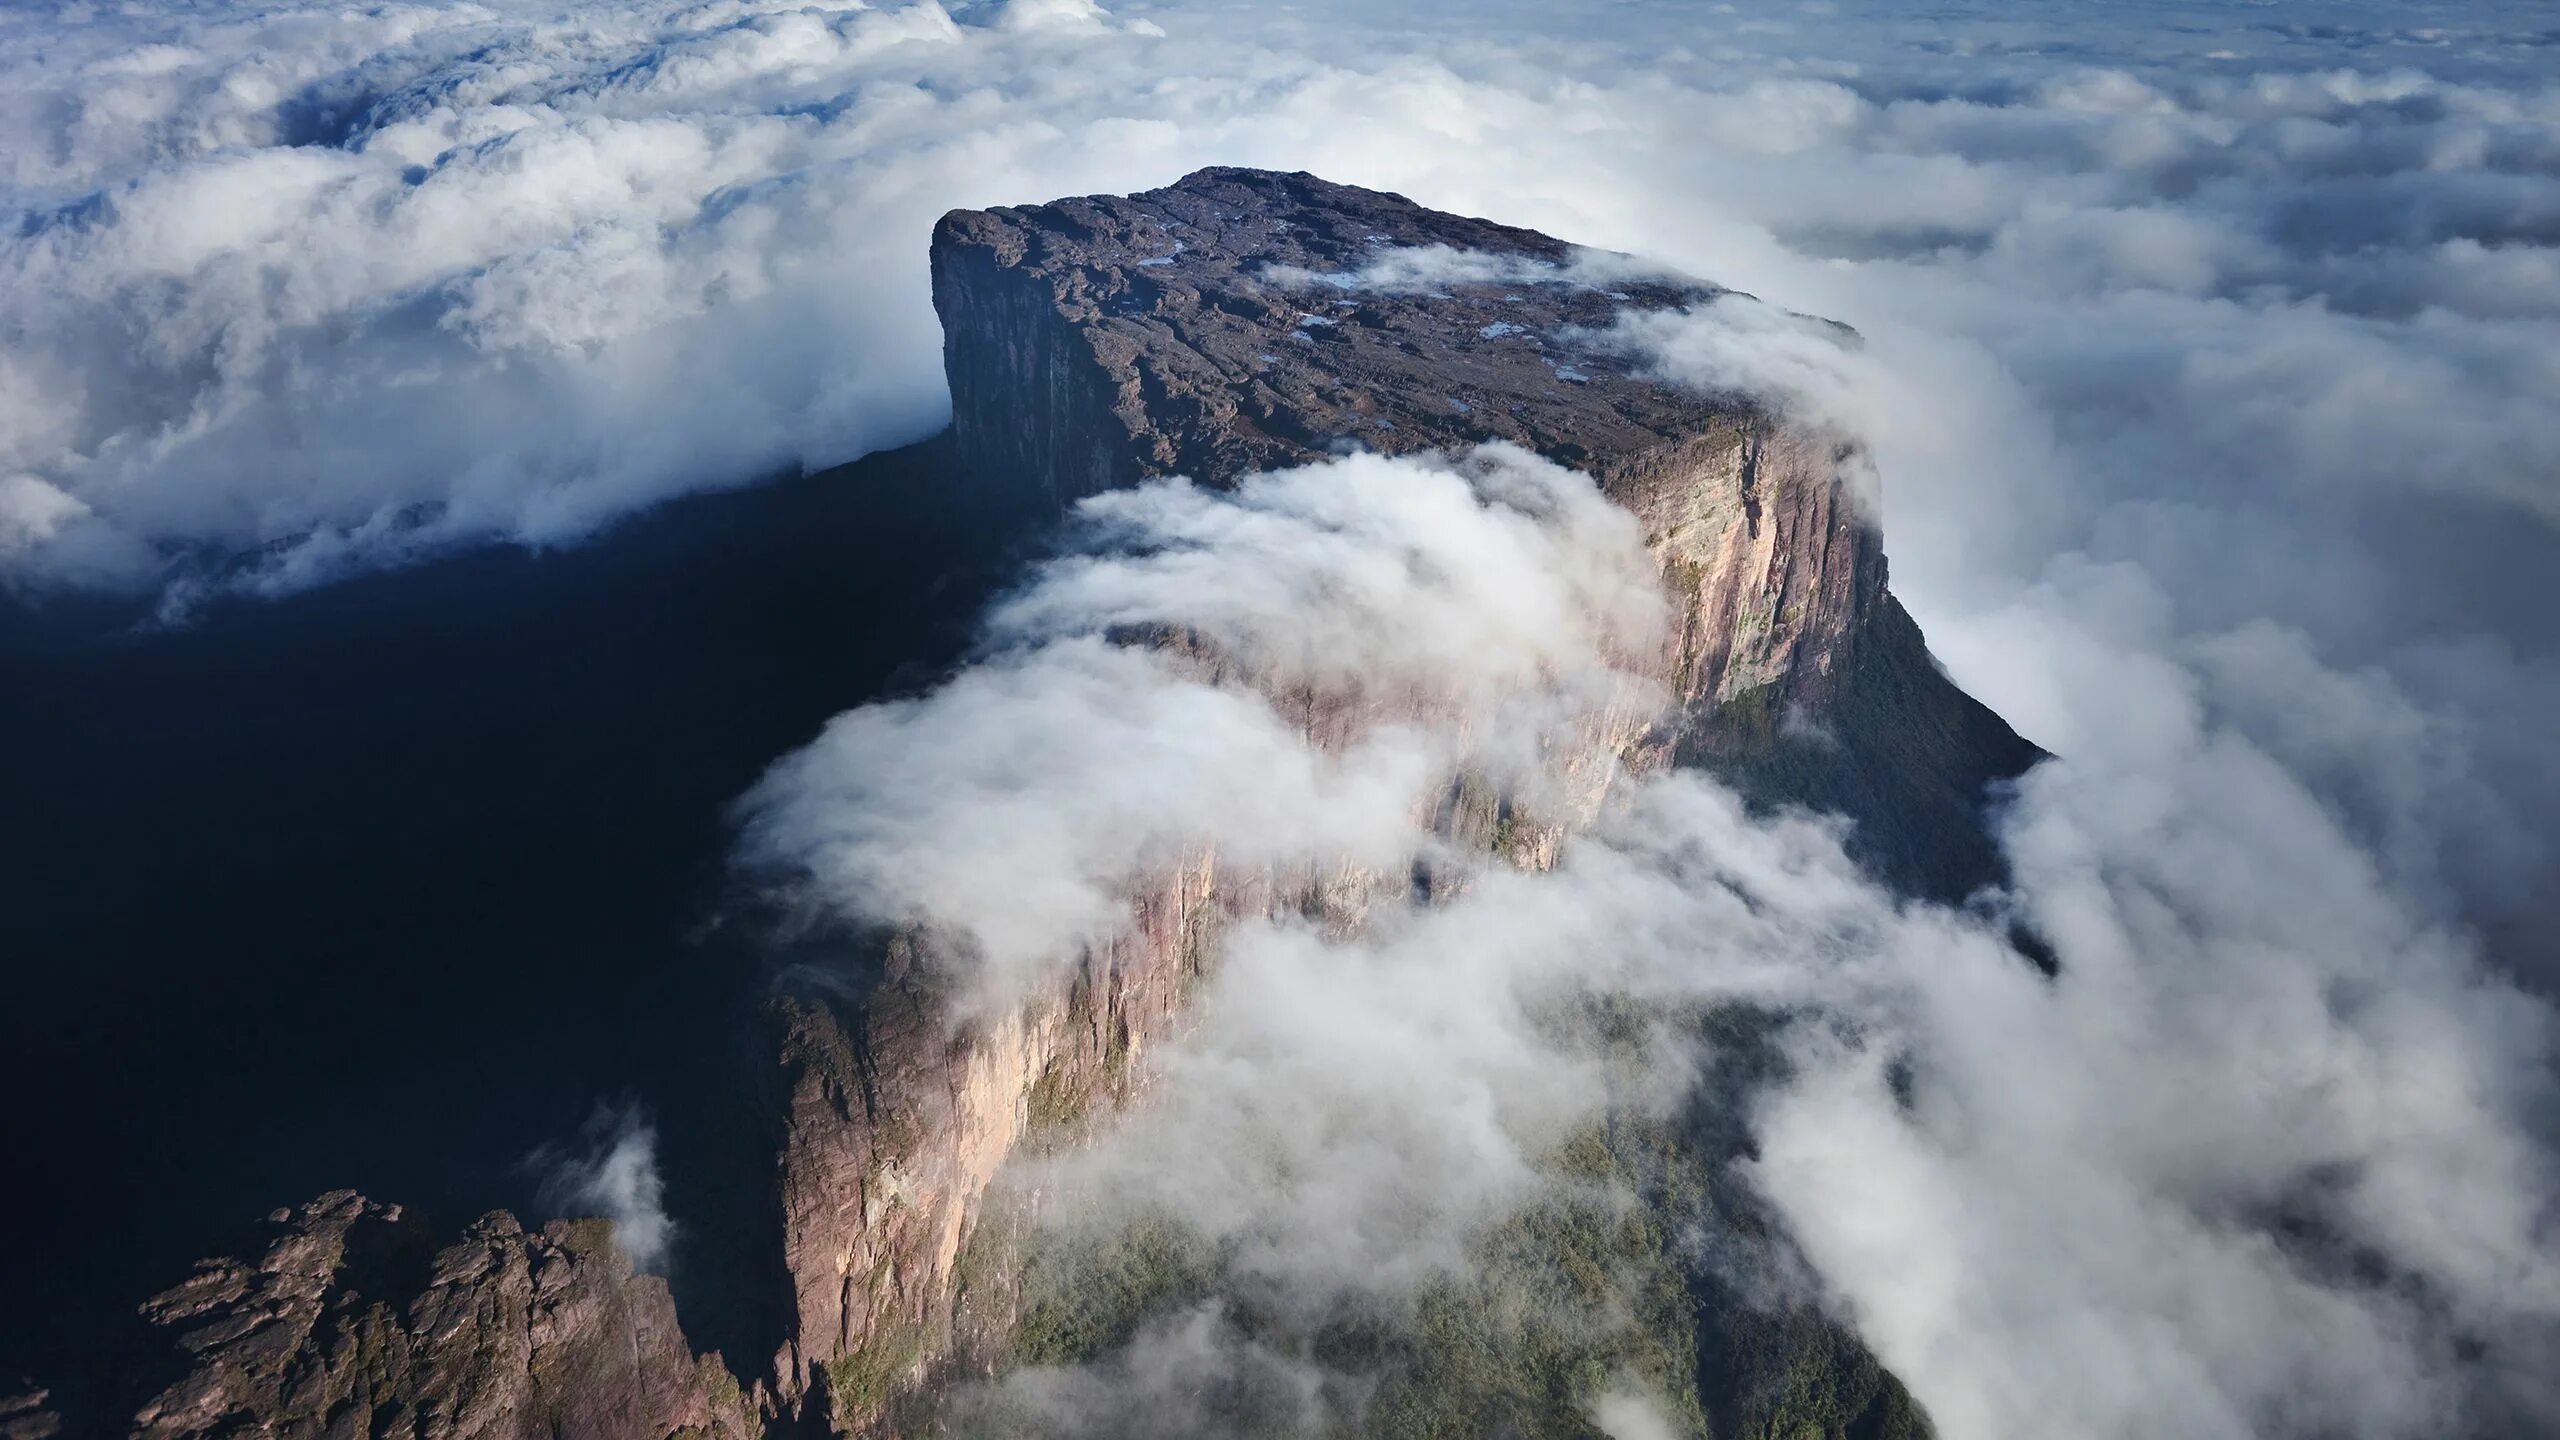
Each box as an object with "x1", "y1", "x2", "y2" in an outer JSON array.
[
  {"x1": 736, "y1": 443, "x2": 1664, "y2": 1006},
  {"x1": 4, "y1": 0, "x2": 2549, "y2": 961},
  {"x1": 734, "y1": 443, "x2": 2560, "y2": 1439},
  {"x1": 530, "y1": 1105, "x2": 679, "y2": 1275},
  {"x1": 7, "y1": 0, "x2": 2558, "y2": 1435}
]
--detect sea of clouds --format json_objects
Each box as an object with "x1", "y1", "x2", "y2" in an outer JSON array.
[{"x1": 9, "y1": 0, "x2": 2558, "y2": 1435}]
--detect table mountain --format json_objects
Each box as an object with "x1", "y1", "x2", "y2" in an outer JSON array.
[{"x1": 100, "y1": 169, "x2": 2033, "y2": 1440}]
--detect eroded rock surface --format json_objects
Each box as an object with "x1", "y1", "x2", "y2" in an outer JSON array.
[
  {"x1": 0, "y1": 1383, "x2": 63, "y2": 1440},
  {"x1": 128, "y1": 1192, "x2": 755, "y2": 1440},
  {"x1": 933, "y1": 167, "x2": 1739, "y2": 504},
  {"x1": 762, "y1": 711, "x2": 1656, "y2": 1427}
]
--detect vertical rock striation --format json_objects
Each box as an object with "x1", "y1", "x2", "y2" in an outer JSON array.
[
  {"x1": 761, "y1": 861, "x2": 1221, "y2": 1426},
  {"x1": 761, "y1": 689, "x2": 1662, "y2": 1428}
]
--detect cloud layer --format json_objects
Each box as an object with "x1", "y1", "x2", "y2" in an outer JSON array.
[
  {"x1": 5, "y1": 0, "x2": 2550, "y2": 957},
  {"x1": 733, "y1": 443, "x2": 1661, "y2": 1002},
  {"x1": 736, "y1": 441, "x2": 2557, "y2": 1437},
  {"x1": 10, "y1": 0, "x2": 2558, "y2": 1434}
]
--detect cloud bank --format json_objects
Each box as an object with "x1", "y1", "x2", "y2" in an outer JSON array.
[
  {"x1": 10, "y1": 0, "x2": 2558, "y2": 1434},
  {"x1": 6, "y1": 0, "x2": 2549, "y2": 963},
  {"x1": 738, "y1": 441, "x2": 2557, "y2": 1437},
  {"x1": 734, "y1": 443, "x2": 1662, "y2": 1003}
]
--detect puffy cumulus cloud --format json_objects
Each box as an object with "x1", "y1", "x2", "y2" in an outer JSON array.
[
  {"x1": 1259, "y1": 242, "x2": 1674, "y2": 297},
  {"x1": 1015, "y1": 778, "x2": 1876, "y2": 1314},
  {"x1": 4, "y1": 0, "x2": 2555, "y2": 627},
  {"x1": 1590, "y1": 1389, "x2": 1690, "y2": 1440},
  {"x1": 0, "y1": 471, "x2": 153, "y2": 587},
  {"x1": 731, "y1": 444, "x2": 1664, "y2": 1004},
  {"x1": 987, "y1": 442, "x2": 1664, "y2": 710},
  {"x1": 0, "y1": 0, "x2": 1184, "y2": 603},
  {"x1": 837, "y1": 618, "x2": 2558, "y2": 1439},
  {"x1": 737, "y1": 633, "x2": 1444, "y2": 995},
  {"x1": 984, "y1": 0, "x2": 1117, "y2": 35},
  {"x1": 1585, "y1": 294, "x2": 1871, "y2": 429},
  {"x1": 951, "y1": 1305, "x2": 1341, "y2": 1439},
  {"x1": 1753, "y1": 692, "x2": 2560, "y2": 1439}
]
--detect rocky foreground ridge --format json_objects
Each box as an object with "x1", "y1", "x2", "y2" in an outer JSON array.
[
  {"x1": 63, "y1": 169, "x2": 2036, "y2": 1439},
  {"x1": 123, "y1": 1196, "x2": 755, "y2": 1440}
]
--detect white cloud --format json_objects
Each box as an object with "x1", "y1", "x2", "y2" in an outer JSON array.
[
  {"x1": 532, "y1": 1104, "x2": 679, "y2": 1274},
  {"x1": 1591, "y1": 1389, "x2": 1688, "y2": 1440},
  {"x1": 733, "y1": 445, "x2": 1663, "y2": 1006}
]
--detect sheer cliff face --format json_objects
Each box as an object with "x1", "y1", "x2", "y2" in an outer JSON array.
[
  {"x1": 765, "y1": 863, "x2": 1219, "y2": 1424},
  {"x1": 765, "y1": 665, "x2": 1662, "y2": 1427}
]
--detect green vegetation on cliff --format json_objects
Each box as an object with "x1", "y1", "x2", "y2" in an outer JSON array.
[{"x1": 941, "y1": 1007, "x2": 1926, "y2": 1440}]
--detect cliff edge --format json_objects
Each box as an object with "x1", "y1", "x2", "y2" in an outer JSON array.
[{"x1": 753, "y1": 168, "x2": 2030, "y2": 1430}]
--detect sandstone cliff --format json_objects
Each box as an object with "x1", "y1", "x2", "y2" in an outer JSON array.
[
  {"x1": 761, "y1": 675, "x2": 1658, "y2": 1428},
  {"x1": 125, "y1": 1193, "x2": 756, "y2": 1440}
]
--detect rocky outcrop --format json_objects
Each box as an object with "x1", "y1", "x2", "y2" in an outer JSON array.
[
  {"x1": 126, "y1": 1192, "x2": 755, "y2": 1440},
  {"x1": 0, "y1": 1384, "x2": 62, "y2": 1440},
  {"x1": 932, "y1": 168, "x2": 1731, "y2": 507},
  {"x1": 932, "y1": 166, "x2": 2038, "y2": 900}
]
